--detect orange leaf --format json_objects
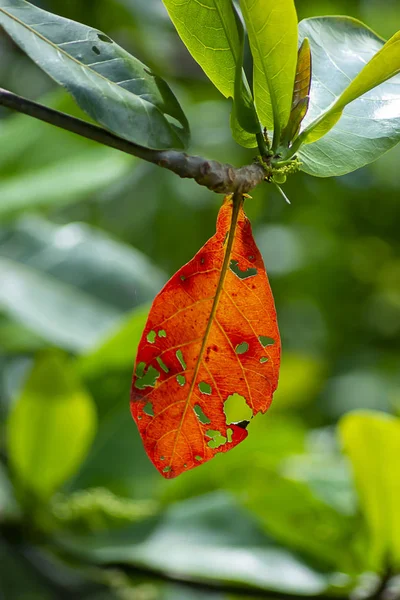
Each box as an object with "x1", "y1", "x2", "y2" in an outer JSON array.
[{"x1": 130, "y1": 194, "x2": 281, "y2": 478}]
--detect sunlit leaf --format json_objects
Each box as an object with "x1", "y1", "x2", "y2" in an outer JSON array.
[
  {"x1": 281, "y1": 38, "x2": 311, "y2": 146},
  {"x1": 239, "y1": 0, "x2": 298, "y2": 144},
  {"x1": 8, "y1": 352, "x2": 97, "y2": 500},
  {"x1": 162, "y1": 0, "x2": 240, "y2": 99},
  {"x1": 297, "y1": 18, "x2": 400, "y2": 177},
  {"x1": 0, "y1": 0, "x2": 189, "y2": 149},
  {"x1": 131, "y1": 195, "x2": 280, "y2": 478},
  {"x1": 340, "y1": 410, "x2": 400, "y2": 571}
]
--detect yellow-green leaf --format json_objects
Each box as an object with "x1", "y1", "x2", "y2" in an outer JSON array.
[
  {"x1": 303, "y1": 29, "x2": 400, "y2": 144},
  {"x1": 162, "y1": 0, "x2": 240, "y2": 99},
  {"x1": 8, "y1": 352, "x2": 97, "y2": 500},
  {"x1": 340, "y1": 411, "x2": 400, "y2": 571},
  {"x1": 239, "y1": 0, "x2": 298, "y2": 144}
]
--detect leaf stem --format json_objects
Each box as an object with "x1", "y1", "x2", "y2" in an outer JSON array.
[{"x1": 0, "y1": 87, "x2": 267, "y2": 195}]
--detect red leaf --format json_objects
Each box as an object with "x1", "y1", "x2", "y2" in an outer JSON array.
[{"x1": 131, "y1": 195, "x2": 280, "y2": 478}]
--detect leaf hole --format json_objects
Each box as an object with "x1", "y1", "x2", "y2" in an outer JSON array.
[
  {"x1": 183, "y1": 464, "x2": 187, "y2": 468},
  {"x1": 143, "y1": 402, "x2": 154, "y2": 417},
  {"x1": 146, "y1": 330, "x2": 156, "y2": 343},
  {"x1": 259, "y1": 336, "x2": 275, "y2": 347},
  {"x1": 200, "y1": 256, "x2": 205, "y2": 265},
  {"x1": 260, "y1": 356, "x2": 269, "y2": 363},
  {"x1": 227, "y1": 428, "x2": 233, "y2": 443},
  {"x1": 158, "y1": 329, "x2": 167, "y2": 338},
  {"x1": 135, "y1": 361, "x2": 146, "y2": 377},
  {"x1": 229, "y1": 259, "x2": 257, "y2": 279},
  {"x1": 92, "y1": 46, "x2": 101, "y2": 55},
  {"x1": 156, "y1": 356, "x2": 169, "y2": 373},
  {"x1": 224, "y1": 393, "x2": 252, "y2": 425},
  {"x1": 206, "y1": 429, "x2": 227, "y2": 449},
  {"x1": 97, "y1": 33, "x2": 112, "y2": 43},
  {"x1": 160, "y1": 456, "x2": 165, "y2": 461},
  {"x1": 176, "y1": 349, "x2": 186, "y2": 370},
  {"x1": 235, "y1": 342, "x2": 249, "y2": 355},
  {"x1": 195, "y1": 455, "x2": 203, "y2": 462},
  {"x1": 163, "y1": 466, "x2": 172, "y2": 473},
  {"x1": 176, "y1": 374, "x2": 186, "y2": 386},
  {"x1": 134, "y1": 365, "x2": 160, "y2": 390},
  {"x1": 198, "y1": 381, "x2": 212, "y2": 395},
  {"x1": 180, "y1": 275, "x2": 186, "y2": 281},
  {"x1": 194, "y1": 404, "x2": 211, "y2": 424}
]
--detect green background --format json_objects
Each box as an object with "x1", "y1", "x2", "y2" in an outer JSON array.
[{"x1": 0, "y1": 0, "x2": 399, "y2": 598}]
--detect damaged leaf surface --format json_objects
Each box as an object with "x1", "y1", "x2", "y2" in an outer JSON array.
[{"x1": 131, "y1": 196, "x2": 280, "y2": 478}]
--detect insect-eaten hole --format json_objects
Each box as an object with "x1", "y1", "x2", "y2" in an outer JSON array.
[
  {"x1": 97, "y1": 33, "x2": 112, "y2": 43},
  {"x1": 224, "y1": 393, "x2": 252, "y2": 426},
  {"x1": 195, "y1": 455, "x2": 203, "y2": 462},
  {"x1": 235, "y1": 341, "x2": 249, "y2": 355},
  {"x1": 92, "y1": 45, "x2": 101, "y2": 55},
  {"x1": 160, "y1": 456, "x2": 165, "y2": 461},
  {"x1": 198, "y1": 381, "x2": 212, "y2": 395},
  {"x1": 180, "y1": 275, "x2": 186, "y2": 281},
  {"x1": 194, "y1": 404, "x2": 211, "y2": 425},
  {"x1": 227, "y1": 428, "x2": 233, "y2": 443},
  {"x1": 163, "y1": 466, "x2": 172, "y2": 473},
  {"x1": 143, "y1": 402, "x2": 154, "y2": 417},
  {"x1": 259, "y1": 335, "x2": 275, "y2": 347},
  {"x1": 206, "y1": 429, "x2": 227, "y2": 449},
  {"x1": 158, "y1": 329, "x2": 167, "y2": 338},
  {"x1": 176, "y1": 374, "x2": 186, "y2": 386},
  {"x1": 260, "y1": 356, "x2": 269, "y2": 364},
  {"x1": 176, "y1": 349, "x2": 186, "y2": 370},
  {"x1": 134, "y1": 364, "x2": 160, "y2": 390},
  {"x1": 147, "y1": 330, "x2": 156, "y2": 343},
  {"x1": 229, "y1": 259, "x2": 257, "y2": 280},
  {"x1": 156, "y1": 356, "x2": 169, "y2": 373}
]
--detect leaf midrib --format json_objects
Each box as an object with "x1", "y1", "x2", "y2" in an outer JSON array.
[{"x1": 169, "y1": 195, "x2": 243, "y2": 465}]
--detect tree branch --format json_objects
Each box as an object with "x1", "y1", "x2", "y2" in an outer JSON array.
[{"x1": 0, "y1": 88, "x2": 268, "y2": 195}]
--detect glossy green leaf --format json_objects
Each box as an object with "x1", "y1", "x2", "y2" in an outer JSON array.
[
  {"x1": 0, "y1": 0, "x2": 189, "y2": 150},
  {"x1": 162, "y1": 0, "x2": 240, "y2": 99},
  {"x1": 8, "y1": 352, "x2": 97, "y2": 500},
  {"x1": 297, "y1": 18, "x2": 400, "y2": 177},
  {"x1": 239, "y1": 0, "x2": 298, "y2": 143},
  {"x1": 340, "y1": 411, "x2": 400, "y2": 571},
  {"x1": 303, "y1": 29, "x2": 400, "y2": 144}
]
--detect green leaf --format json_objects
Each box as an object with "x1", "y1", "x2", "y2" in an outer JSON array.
[
  {"x1": 340, "y1": 410, "x2": 400, "y2": 571},
  {"x1": 297, "y1": 18, "x2": 400, "y2": 177},
  {"x1": 8, "y1": 352, "x2": 97, "y2": 500},
  {"x1": 303, "y1": 29, "x2": 400, "y2": 144},
  {"x1": 0, "y1": 149, "x2": 132, "y2": 218},
  {"x1": 56, "y1": 493, "x2": 337, "y2": 596},
  {"x1": 162, "y1": 0, "x2": 240, "y2": 99},
  {"x1": 0, "y1": 217, "x2": 165, "y2": 351},
  {"x1": 239, "y1": 0, "x2": 298, "y2": 145},
  {"x1": 0, "y1": 0, "x2": 189, "y2": 150}
]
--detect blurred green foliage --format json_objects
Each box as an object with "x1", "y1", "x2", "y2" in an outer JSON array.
[{"x1": 0, "y1": 0, "x2": 400, "y2": 599}]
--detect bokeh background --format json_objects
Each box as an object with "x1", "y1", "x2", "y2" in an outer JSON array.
[{"x1": 0, "y1": 0, "x2": 400, "y2": 598}]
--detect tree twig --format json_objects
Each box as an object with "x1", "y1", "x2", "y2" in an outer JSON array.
[{"x1": 0, "y1": 87, "x2": 268, "y2": 195}]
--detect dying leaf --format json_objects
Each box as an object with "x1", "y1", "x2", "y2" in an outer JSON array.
[
  {"x1": 131, "y1": 195, "x2": 281, "y2": 478},
  {"x1": 281, "y1": 38, "x2": 312, "y2": 145}
]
